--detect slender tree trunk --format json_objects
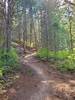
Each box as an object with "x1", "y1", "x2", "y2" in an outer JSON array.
[
  {"x1": 5, "y1": 0, "x2": 13, "y2": 52},
  {"x1": 22, "y1": 1, "x2": 27, "y2": 53},
  {"x1": 29, "y1": 6, "x2": 33, "y2": 48},
  {"x1": 69, "y1": 17, "x2": 73, "y2": 52}
]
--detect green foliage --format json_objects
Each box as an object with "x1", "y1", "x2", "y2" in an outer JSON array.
[
  {"x1": 56, "y1": 50, "x2": 69, "y2": 60},
  {"x1": 57, "y1": 53, "x2": 75, "y2": 72},
  {"x1": 37, "y1": 48, "x2": 75, "y2": 72},
  {"x1": 0, "y1": 48, "x2": 19, "y2": 76},
  {"x1": 57, "y1": 59, "x2": 75, "y2": 72},
  {"x1": 37, "y1": 48, "x2": 69, "y2": 60},
  {"x1": 37, "y1": 48, "x2": 50, "y2": 59}
]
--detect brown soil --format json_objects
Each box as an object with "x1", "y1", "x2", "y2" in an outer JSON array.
[{"x1": 1, "y1": 53, "x2": 75, "y2": 100}]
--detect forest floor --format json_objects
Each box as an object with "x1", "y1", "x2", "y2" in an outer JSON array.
[{"x1": 1, "y1": 52, "x2": 75, "y2": 100}]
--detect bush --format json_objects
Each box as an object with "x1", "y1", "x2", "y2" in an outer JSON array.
[
  {"x1": 57, "y1": 53, "x2": 75, "y2": 72},
  {"x1": 0, "y1": 48, "x2": 19, "y2": 76},
  {"x1": 37, "y1": 48, "x2": 50, "y2": 59},
  {"x1": 37, "y1": 48, "x2": 56, "y2": 59},
  {"x1": 37, "y1": 48, "x2": 75, "y2": 72},
  {"x1": 57, "y1": 59, "x2": 75, "y2": 72},
  {"x1": 55, "y1": 50, "x2": 69, "y2": 60},
  {"x1": 37, "y1": 48, "x2": 69, "y2": 60}
]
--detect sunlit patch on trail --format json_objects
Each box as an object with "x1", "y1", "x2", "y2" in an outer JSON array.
[
  {"x1": 55, "y1": 83, "x2": 71, "y2": 92},
  {"x1": 24, "y1": 60, "x2": 29, "y2": 63},
  {"x1": 24, "y1": 52, "x2": 36, "y2": 58},
  {"x1": 69, "y1": 80, "x2": 75, "y2": 84},
  {"x1": 46, "y1": 96, "x2": 50, "y2": 100},
  {"x1": 41, "y1": 80, "x2": 55, "y2": 84},
  {"x1": 38, "y1": 70, "x2": 43, "y2": 75}
]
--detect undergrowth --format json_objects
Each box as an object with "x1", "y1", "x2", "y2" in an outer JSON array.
[
  {"x1": 37, "y1": 48, "x2": 75, "y2": 73},
  {"x1": 0, "y1": 48, "x2": 19, "y2": 77}
]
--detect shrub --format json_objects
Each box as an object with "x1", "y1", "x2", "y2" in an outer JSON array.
[
  {"x1": 37, "y1": 48, "x2": 69, "y2": 60},
  {"x1": 57, "y1": 59, "x2": 75, "y2": 72},
  {"x1": 57, "y1": 53, "x2": 75, "y2": 72},
  {"x1": 37, "y1": 48, "x2": 75, "y2": 72},
  {"x1": 0, "y1": 48, "x2": 19, "y2": 76},
  {"x1": 37, "y1": 48, "x2": 50, "y2": 59},
  {"x1": 55, "y1": 50, "x2": 69, "y2": 60}
]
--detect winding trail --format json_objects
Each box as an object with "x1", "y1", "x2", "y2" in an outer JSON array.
[
  {"x1": 8, "y1": 52, "x2": 75, "y2": 100},
  {"x1": 22, "y1": 53, "x2": 60, "y2": 100}
]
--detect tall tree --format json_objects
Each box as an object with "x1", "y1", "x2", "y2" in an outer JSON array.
[{"x1": 5, "y1": 0, "x2": 14, "y2": 51}]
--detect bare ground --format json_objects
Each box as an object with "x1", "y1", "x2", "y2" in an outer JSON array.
[{"x1": 1, "y1": 53, "x2": 75, "y2": 100}]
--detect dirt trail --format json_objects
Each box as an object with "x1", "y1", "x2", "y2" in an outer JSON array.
[
  {"x1": 7, "y1": 53, "x2": 75, "y2": 100},
  {"x1": 22, "y1": 53, "x2": 61, "y2": 100},
  {"x1": 24, "y1": 56, "x2": 50, "y2": 100},
  {"x1": 22, "y1": 53, "x2": 75, "y2": 100}
]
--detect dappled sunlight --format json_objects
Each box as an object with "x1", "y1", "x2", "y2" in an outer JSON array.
[
  {"x1": 69, "y1": 80, "x2": 75, "y2": 85},
  {"x1": 23, "y1": 51, "x2": 75, "y2": 99},
  {"x1": 31, "y1": 66, "x2": 44, "y2": 76},
  {"x1": 24, "y1": 52, "x2": 36, "y2": 58},
  {"x1": 38, "y1": 70, "x2": 44, "y2": 75},
  {"x1": 41, "y1": 80, "x2": 55, "y2": 84},
  {"x1": 1, "y1": 0, "x2": 75, "y2": 99},
  {"x1": 15, "y1": 75, "x2": 20, "y2": 79},
  {"x1": 22, "y1": 51, "x2": 75, "y2": 100},
  {"x1": 41, "y1": 79, "x2": 75, "y2": 93},
  {"x1": 41, "y1": 78, "x2": 75, "y2": 99},
  {"x1": 55, "y1": 83, "x2": 71, "y2": 92},
  {"x1": 12, "y1": 42, "x2": 19, "y2": 47},
  {"x1": 24, "y1": 60, "x2": 29, "y2": 63},
  {"x1": 45, "y1": 96, "x2": 51, "y2": 100}
]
